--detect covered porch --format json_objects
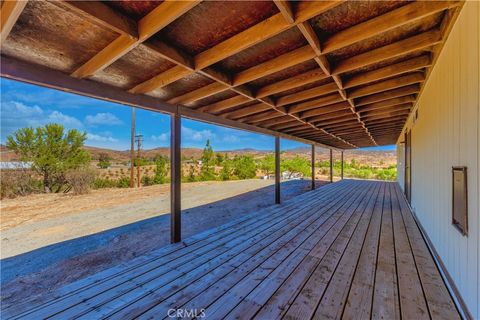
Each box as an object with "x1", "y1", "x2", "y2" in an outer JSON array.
[{"x1": 3, "y1": 180, "x2": 459, "y2": 319}]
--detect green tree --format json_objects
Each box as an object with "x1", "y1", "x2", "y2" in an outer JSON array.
[
  {"x1": 6, "y1": 124, "x2": 90, "y2": 193},
  {"x1": 232, "y1": 155, "x2": 257, "y2": 179},
  {"x1": 187, "y1": 164, "x2": 197, "y2": 182},
  {"x1": 153, "y1": 155, "x2": 168, "y2": 184},
  {"x1": 97, "y1": 152, "x2": 111, "y2": 169},
  {"x1": 282, "y1": 156, "x2": 310, "y2": 179},
  {"x1": 216, "y1": 153, "x2": 225, "y2": 166},
  {"x1": 259, "y1": 154, "x2": 275, "y2": 177},
  {"x1": 219, "y1": 156, "x2": 233, "y2": 181},
  {"x1": 200, "y1": 139, "x2": 216, "y2": 180}
]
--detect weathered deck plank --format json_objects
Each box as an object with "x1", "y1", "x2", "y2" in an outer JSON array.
[{"x1": 3, "y1": 180, "x2": 460, "y2": 320}]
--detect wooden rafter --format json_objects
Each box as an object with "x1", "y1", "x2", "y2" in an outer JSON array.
[
  {"x1": 70, "y1": 1, "x2": 201, "y2": 79},
  {"x1": 1, "y1": 0, "x2": 464, "y2": 148},
  {"x1": 348, "y1": 73, "x2": 425, "y2": 99},
  {"x1": 343, "y1": 55, "x2": 431, "y2": 89},
  {"x1": 321, "y1": 1, "x2": 457, "y2": 54},
  {"x1": 0, "y1": 0, "x2": 27, "y2": 43},
  {"x1": 333, "y1": 30, "x2": 442, "y2": 75}
]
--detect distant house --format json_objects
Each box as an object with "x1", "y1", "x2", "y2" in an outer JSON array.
[{"x1": 0, "y1": 161, "x2": 32, "y2": 170}]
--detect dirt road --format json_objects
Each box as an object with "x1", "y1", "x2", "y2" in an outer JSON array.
[{"x1": 1, "y1": 179, "x2": 328, "y2": 307}]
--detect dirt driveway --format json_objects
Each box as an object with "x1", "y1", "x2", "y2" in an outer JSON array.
[{"x1": 1, "y1": 179, "x2": 328, "y2": 307}]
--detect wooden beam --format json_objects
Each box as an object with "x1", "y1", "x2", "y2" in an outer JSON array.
[
  {"x1": 323, "y1": 121, "x2": 360, "y2": 131},
  {"x1": 364, "y1": 116, "x2": 408, "y2": 126},
  {"x1": 355, "y1": 84, "x2": 420, "y2": 106},
  {"x1": 222, "y1": 103, "x2": 271, "y2": 120},
  {"x1": 277, "y1": 82, "x2": 339, "y2": 106},
  {"x1": 362, "y1": 110, "x2": 410, "y2": 121},
  {"x1": 71, "y1": 35, "x2": 138, "y2": 78},
  {"x1": 274, "y1": 0, "x2": 294, "y2": 24},
  {"x1": 256, "y1": 68, "x2": 327, "y2": 98},
  {"x1": 167, "y1": 82, "x2": 229, "y2": 105},
  {"x1": 257, "y1": 115, "x2": 293, "y2": 127},
  {"x1": 275, "y1": 136, "x2": 281, "y2": 204},
  {"x1": 311, "y1": 145, "x2": 315, "y2": 190},
  {"x1": 297, "y1": 21, "x2": 322, "y2": 55},
  {"x1": 344, "y1": 55, "x2": 432, "y2": 89},
  {"x1": 333, "y1": 30, "x2": 442, "y2": 75},
  {"x1": 170, "y1": 112, "x2": 181, "y2": 243},
  {"x1": 283, "y1": 127, "x2": 314, "y2": 134},
  {"x1": 357, "y1": 97, "x2": 415, "y2": 113},
  {"x1": 299, "y1": 101, "x2": 351, "y2": 118},
  {"x1": 238, "y1": 110, "x2": 283, "y2": 124},
  {"x1": 288, "y1": 93, "x2": 343, "y2": 114},
  {"x1": 0, "y1": 0, "x2": 27, "y2": 43},
  {"x1": 348, "y1": 72, "x2": 425, "y2": 99},
  {"x1": 129, "y1": 65, "x2": 192, "y2": 94},
  {"x1": 306, "y1": 109, "x2": 354, "y2": 123},
  {"x1": 233, "y1": 45, "x2": 316, "y2": 86},
  {"x1": 198, "y1": 95, "x2": 250, "y2": 113},
  {"x1": 71, "y1": 1, "x2": 200, "y2": 78},
  {"x1": 138, "y1": 1, "x2": 201, "y2": 41},
  {"x1": 322, "y1": 1, "x2": 456, "y2": 54},
  {"x1": 340, "y1": 151, "x2": 344, "y2": 179},
  {"x1": 294, "y1": 1, "x2": 345, "y2": 23},
  {"x1": 55, "y1": 1, "x2": 137, "y2": 37},
  {"x1": 329, "y1": 149, "x2": 333, "y2": 182},
  {"x1": 195, "y1": 13, "x2": 291, "y2": 70},
  {"x1": 315, "y1": 115, "x2": 357, "y2": 127},
  {"x1": 360, "y1": 103, "x2": 412, "y2": 117},
  {"x1": 269, "y1": 120, "x2": 303, "y2": 131}
]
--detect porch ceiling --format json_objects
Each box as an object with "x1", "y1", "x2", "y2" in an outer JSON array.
[{"x1": 0, "y1": 0, "x2": 464, "y2": 149}]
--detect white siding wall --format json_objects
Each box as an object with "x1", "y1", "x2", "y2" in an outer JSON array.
[{"x1": 396, "y1": 3, "x2": 479, "y2": 318}]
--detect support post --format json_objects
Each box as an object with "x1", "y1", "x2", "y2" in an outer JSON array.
[
  {"x1": 311, "y1": 144, "x2": 315, "y2": 190},
  {"x1": 341, "y1": 151, "x2": 344, "y2": 180},
  {"x1": 329, "y1": 149, "x2": 333, "y2": 183},
  {"x1": 275, "y1": 136, "x2": 281, "y2": 204},
  {"x1": 130, "y1": 108, "x2": 135, "y2": 188},
  {"x1": 171, "y1": 111, "x2": 181, "y2": 243}
]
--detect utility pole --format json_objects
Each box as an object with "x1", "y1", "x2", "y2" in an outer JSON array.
[
  {"x1": 130, "y1": 108, "x2": 135, "y2": 188},
  {"x1": 136, "y1": 134, "x2": 143, "y2": 188}
]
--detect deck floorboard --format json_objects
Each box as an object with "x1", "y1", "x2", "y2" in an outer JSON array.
[{"x1": 3, "y1": 180, "x2": 460, "y2": 320}]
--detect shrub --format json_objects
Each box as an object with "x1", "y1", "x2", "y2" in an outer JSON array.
[
  {"x1": 0, "y1": 169, "x2": 41, "y2": 199},
  {"x1": 142, "y1": 175, "x2": 155, "y2": 186},
  {"x1": 93, "y1": 178, "x2": 117, "y2": 189},
  {"x1": 65, "y1": 167, "x2": 96, "y2": 195},
  {"x1": 232, "y1": 155, "x2": 257, "y2": 179},
  {"x1": 116, "y1": 177, "x2": 131, "y2": 188}
]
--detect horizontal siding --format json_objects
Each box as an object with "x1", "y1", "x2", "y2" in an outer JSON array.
[{"x1": 396, "y1": 2, "x2": 479, "y2": 318}]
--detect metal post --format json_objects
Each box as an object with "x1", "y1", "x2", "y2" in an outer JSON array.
[
  {"x1": 171, "y1": 112, "x2": 181, "y2": 243},
  {"x1": 311, "y1": 144, "x2": 315, "y2": 190},
  {"x1": 130, "y1": 108, "x2": 135, "y2": 188},
  {"x1": 341, "y1": 151, "x2": 344, "y2": 180},
  {"x1": 329, "y1": 149, "x2": 333, "y2": 183},
  {"x1": 275, "y1": 136, "x2": 281, "y2": 204}
]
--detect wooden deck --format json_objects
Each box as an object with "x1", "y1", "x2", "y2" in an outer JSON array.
[{"x1": 3, "y1": 180, "x2": 460, "y2": 320}]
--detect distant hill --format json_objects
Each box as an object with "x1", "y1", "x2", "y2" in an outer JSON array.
[{"x1": 1, "y1": 144, "x2": 396, "y2": 166}]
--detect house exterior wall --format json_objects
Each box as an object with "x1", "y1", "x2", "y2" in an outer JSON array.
[{"x1": 396, "y1": 2, "x2": 479, "y2": 318}]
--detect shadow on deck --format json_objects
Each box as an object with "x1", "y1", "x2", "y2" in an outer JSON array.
[{"x1": 2, "y1": 180, "x2": 459, "y2": 319}]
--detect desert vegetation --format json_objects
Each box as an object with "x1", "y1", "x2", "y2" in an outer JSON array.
[{"x1": 1, "y1": 123, "x2": 397, "y2": 199}]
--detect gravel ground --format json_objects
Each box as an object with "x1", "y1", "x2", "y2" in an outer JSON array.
[{"x1": 1, "y1": 179, "x2": 328, "y2": 307}]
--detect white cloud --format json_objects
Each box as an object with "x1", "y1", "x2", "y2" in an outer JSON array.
[
  {"x1": 48, "y1": 111, "x2": 83, "y2": 130},
  {"x1": 182, "y1": 126, "x2": 215, "y2": 142},
  {"x1": 151, "y1": 132, "x2": 169, "y2": 142},
  {"x1": 1, "y1": 101, "x2": 84, "y2": 140},
  {"x1": 86, "y1": 133, "x2": 118, "y2": 143},
  {"x1": 85, "y1": 112, "x2": 122, "y2": 126}
]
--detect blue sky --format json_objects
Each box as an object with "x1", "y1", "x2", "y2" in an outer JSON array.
[{"x1": 1, "y1": 79, "x2": 395, "y2": 151}]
